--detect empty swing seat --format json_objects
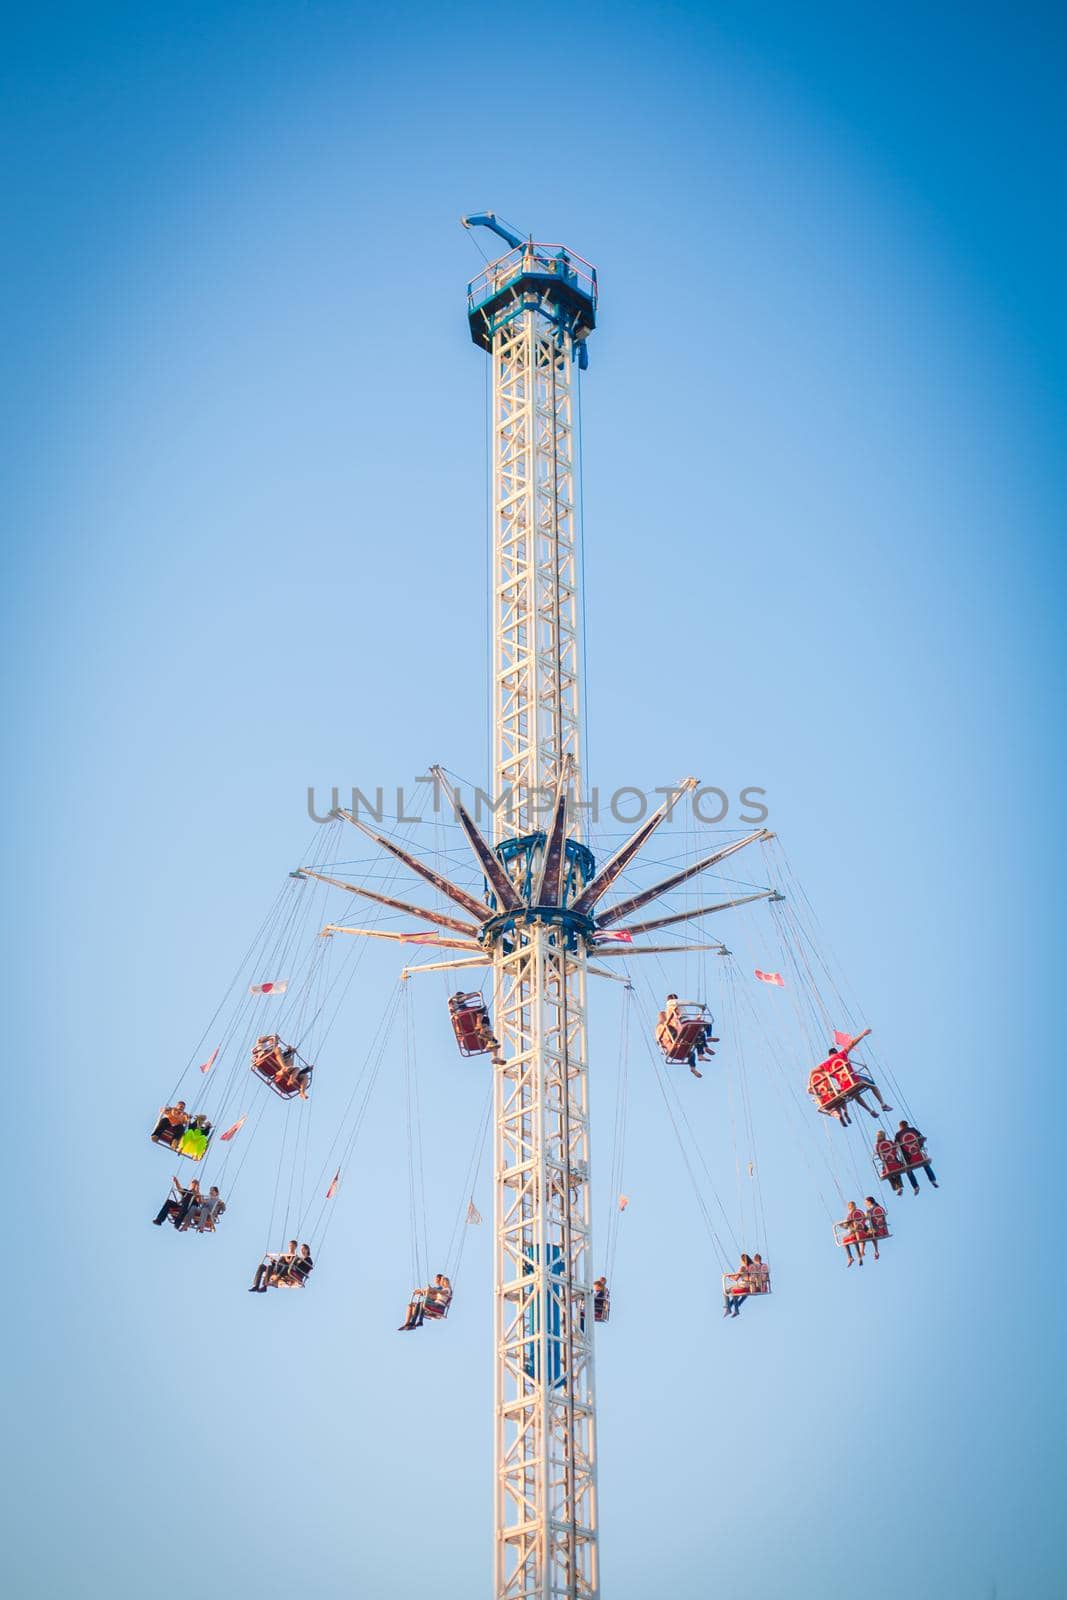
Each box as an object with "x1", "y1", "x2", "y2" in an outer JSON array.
[{"x1": 448, "y1": 992, "x2": 497, "y2": 1057}]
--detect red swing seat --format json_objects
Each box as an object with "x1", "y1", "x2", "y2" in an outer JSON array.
[
  {"x1": 809, "y1": 1052, "x2": 876, "y2": 1113},
  {"x1": 659, "y1": 1002, "x2": 714, "y2": 1065},
  {"x1": 448, "y1": 992, "x2": 497, "y2": 1058},
  {"x1": 251, "y1": 1038, "x2": 312, "y2": 1100}
]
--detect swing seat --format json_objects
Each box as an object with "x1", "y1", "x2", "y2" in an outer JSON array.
[
  {"x1": 251, "y1": 1040, "x2": 312, "y2": 1100},
  {"x1": 834, "y1": 1221, "x2": 869, "y2": 1247},
  {"x1": 150, "y1": 1125, "x2": 184, "y2": 1153},
  {"x1": 874, "y1": 1140, "x2": 906, "y2": 1178},
  {"x1": 721, "y1": 1269, "x2": 771, "y2": 1297},
  {"x1": 594, "y1": 1293, "x2": 610, "y2": 1324},
  {"x1": 176, "y1": 1124, "x2": 212, "y2": 1160},
  {"x1": 261, "y1": 1255, "x2": 309, "y2": 1288},
  {"x1": 422, "y1": 1292, "x2": 452, "y2": 1320},
  {"x1": 866, "y1": 1212, "x2": 891, "y2": 1241},
  {"x1": 180, "y1": 1201, "x2": 224, "y2": 1233},
  {"x1": 448, "y1": 993, "x2": 497, "y2": 1058},
  {"x1": 660, "y1": 1003, "x2": 714, "y2": 1064},
  {"x1": 834, "y1": 1218, "x2": 888, "y2": 1247},
  {"x1": 896, "y1": 1134, "x2": 929, "y2": 1171},
  {"x1": 809, "y1": 1057, "x2": 874, "y2": 1112}
]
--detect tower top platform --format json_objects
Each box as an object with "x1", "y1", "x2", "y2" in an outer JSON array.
[{"x1": 466, "y1": 242, "x2": 598, "y2": 353}]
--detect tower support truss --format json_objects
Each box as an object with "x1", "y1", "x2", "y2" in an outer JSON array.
[
  {"x1": 491, "y1": 306, "x2": 584, "y2": 838},
  {"x1": 493, "y1": 925, "x2": 596, "y2": 1600},
  {"x1": 468, "y1": 240, "x2": 600, "y2": 1599}
]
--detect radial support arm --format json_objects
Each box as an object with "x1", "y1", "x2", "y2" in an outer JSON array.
[
  {"x1": 570, "y1": 778, "x2": 698, "y2": 916},
  {"x1": 533, "y1": 755, "x2": 574, "y2": 906},
  {"x1": 430, "y1": 766, "x2": 522, "y2": 911},
  {"x1": 296, "y1": 868, "x2": 480, "y2": 938},
  {"x1": 595, "y1": 827, "x2": 773, "y2": 927},
  {"x1": 591, "y1": 941, "x2": 727, "y2": 956},
  {"x1": 400, "y1": 955, "x2": 492, "y2": 979},
  {"x1": 616, "y1": 890, "x2": 775, "y2": 938},
  {"x1": 336, "y1": 809, "x2": 494, "y2": 922},
  {"x1": 322, "y1": 924, "x2": 484, "y2": 952}
]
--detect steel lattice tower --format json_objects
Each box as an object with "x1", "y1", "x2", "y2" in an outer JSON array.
[
  {"x1": 468, "y1": 219, "x2": 599, "y2": 1600},
  {"x1": 316, "y1": 215, "x2": 771, "y2": 1600}
]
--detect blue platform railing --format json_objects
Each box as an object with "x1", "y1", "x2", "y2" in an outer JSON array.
[{"x1": 467, "y1": 243, "x2": 598, "y2": 319}]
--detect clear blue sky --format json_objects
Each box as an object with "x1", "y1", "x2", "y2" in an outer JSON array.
[{"x1": 6, "y1": 3, "x2": 1065, "y2": 1597}]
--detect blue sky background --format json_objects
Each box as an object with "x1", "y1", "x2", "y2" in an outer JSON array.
[{"x1": 5, "y1": 3, "x2": 1066, "y2": 1596}]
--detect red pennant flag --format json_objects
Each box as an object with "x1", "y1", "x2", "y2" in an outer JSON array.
[
  {"x1": 219, "y1": 1115, "x2": 247, "y2": 1142},
  {"x1": 833, "y1": 1029, "x2": 854, "y2": 1050},
  {"x1": 199, "y1": 1046, "x2": 219, "y2": 1075},
  {"x1": 594, "y1": 930, "x2": 634, "y2": 944},
  {"x1": 754, "y1": 969, "x2": 784, "y2": 987},
  {"x1": 250, "y1": 980, "x2": 288, "y2": 996},
  {"x1": 326, "y1": 1169, "x2": 340, "y2": 1200}
]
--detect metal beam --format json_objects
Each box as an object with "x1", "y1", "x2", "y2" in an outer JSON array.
[
  {"x1": 569, "y1": 778, "x2": 698, "y2": 917},
  {"x1": 595, "y1": 827, "x2": 773, "y2": 927},
  {"x1": 613, "y1": 889, "x2": 774, "y2": 938},
  {"x1": 336, "y1": 809, "x2": 494, "y2": 923},
  {"x1": 297, "y1": 867, "x2": 480, "y2": 938}
]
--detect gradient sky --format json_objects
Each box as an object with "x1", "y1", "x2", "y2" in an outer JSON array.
[{"x1": 6, "y1": 4, "x2": 1066, "y2": 1598}]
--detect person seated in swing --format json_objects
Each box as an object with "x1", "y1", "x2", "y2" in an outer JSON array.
[
  {"x1": 275, "y1": 1054, "x2": 312, "y2": 1100},
  {"x1": 398, "y1": 1287, "x2": 426, "y2": 1331},
  {"x1": 399, "y1": 1272, "x2": 450, "y2": 1330},
  {"x1": 253, "y1": 1035, "x2": 311, "y2": 1099},
  {"x1": 875, "y1": 1128, "x2": 905, "y2": 1194},
  {"x1": 153, "y1": 1175, "x2": 199, "y2": 1228},
  {"x1": 186, "y1": 1185, "x2": 226, "y2": 1232},
  {"x1": 151, "y1": 1101, "x2": 188, "y2": 1149},
  {"x1": 448, "y1": 992, "x2": 498, "y2": 1055},
  {"x1": 252, "y1": 1034, "x2": 285, "y2": 1079},
  {"x1": 593, "y1": 1276, "x2": 610, "y2": 1322},
  {"x1": 809, "y1": 1038, "x2": 892, "y2": 1124},
  {"x1": 895, "y1": 1120, "x2": 938, "y2": 1190},
  {"x1": 249, "y1": 1240, "x2": 298, "y2": 1293},
  {"x1": 751, "y1": 1254, "x2": 770, "y2": 1292},
  {"x1": 723, "y1": 1253, "x2": 754, "y2": 1317},
  {"x1": 288, "y1": 1242, "x2": 314, "y2": 1284},
  {"x1": 864, "y1": 1196, "x2": 889, "y2": 1259},
  {"x1": 839, "y1": 1201, "x2": 869, "y2": 1267},
  {"x1": 660, "y1": 995, "x2": 715, "y2": 1079},
  {"x1": 423, "y1": 1273, "x2": 452, "y2": 1319}
]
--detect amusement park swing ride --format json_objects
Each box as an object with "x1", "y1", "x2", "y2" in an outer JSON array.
[{"x1": 147, "y1": 214, "x2": 938, "y2": 1600}]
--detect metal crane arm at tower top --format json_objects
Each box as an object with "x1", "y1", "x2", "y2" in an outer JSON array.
[{"x1": 461, "y1": 211, "x2": 526, "y2": 251}]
